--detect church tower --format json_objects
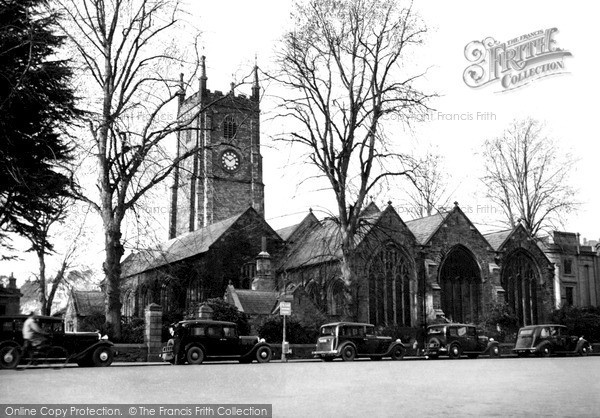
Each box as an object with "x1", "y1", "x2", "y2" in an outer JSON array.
[{"x1": 169, "y1": 57, "x2": 264, "y2": 238}]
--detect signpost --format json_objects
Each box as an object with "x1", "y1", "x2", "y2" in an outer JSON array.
[{"x1": 279, "y1": 301, "x2": 291, "y2": 362}]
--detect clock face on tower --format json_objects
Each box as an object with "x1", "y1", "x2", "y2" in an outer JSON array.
[{"x1": 220, "y1": 150, "x2": 240, "y2": 172}]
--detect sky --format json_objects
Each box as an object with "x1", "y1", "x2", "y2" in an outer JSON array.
[
  {"x1": 2, "y1": 0, "x2": 599, "y2": 285},
  {"x1": 190, "y1": 0, "x2": 599, "y2": 238}
]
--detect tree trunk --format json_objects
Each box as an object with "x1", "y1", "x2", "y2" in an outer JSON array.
[
  {"x1": 37, "y1": 251, "x2": 47, "y2": 314},
  {"x1": 339, "y1": 227, "x2": 358, "y2": 321},
  {"x1": 103, "y1": 220, "x2": 124, "y2": 339}
]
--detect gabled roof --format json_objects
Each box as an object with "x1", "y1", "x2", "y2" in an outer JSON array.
[
  {"x1": 404, "y1": 212, "x2": 449, "y2": 245},
  {"x1": 71, "y1": 290, "x2": 104, "y2": 317},
  {"x1": 278, "y1": 205, "x2": 393, "y2": 271},
  {"x1": 225, "y1": 285, "x2": 278, "y2": 315},
  {"x1": 276, "y1": 210, "x2": 320, "y2": 243},
  {"x1": 121, "y1": 208, "x2": 273, "y2": 278},
  {"x1": 483, "y1": 229, "x2": 513, "y2": 251}
]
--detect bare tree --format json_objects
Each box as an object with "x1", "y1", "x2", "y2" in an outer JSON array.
[
  {"x1": 54, "y1": 0, "x2": 244, "y2": 338},
  {"x1": 403, "y1": 150, "x2": 452, "y2": 218},
  {"x1": 272, "y1": 0, "x2": 431, "y2": 316},
  {"x1": 482, "y1": 118, "x2": 577, "y2": 236},
  {"x1": 17, "y1": 197, "x2": 93, "y2": 315}
]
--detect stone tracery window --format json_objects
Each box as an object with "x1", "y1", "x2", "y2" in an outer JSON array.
[
  {"x1": 368, "y1": 244, "x2": 413, "y2": 327},
  {"x1": 439, "y1": 245, "x2": 481, "y2": 324},
  {"x1": 502, "y1": 250, "x2": 540, "y2": 326}
]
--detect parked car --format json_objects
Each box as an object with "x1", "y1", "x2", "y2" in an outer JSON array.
[
  {"x1": 513, "y1": 324, "x2": 592, "y2": 357},
  {"x1": 424, "y1": 323, "x2": 500, "y2": 359},
  {"x1": 0, "y1": 315, "x2": 114, "y2": 369},
  {"x1": 312, "y1": 322, "x2": 405, "y2": 362},
  {"x1": 160, "y1": 319, "x2": 272, "y2": 364}
]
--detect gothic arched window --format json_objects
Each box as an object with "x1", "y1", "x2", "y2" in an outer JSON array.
[
  {"x1": 502, "y1": 250, "x2": 540, "y2": 326},
  {"x1": 327, "y1": 278, "x2": 346, "y2": 316},
  {"x1": 186, "y1": 278, "x2": 203, "y2": 309},
  {"x1": 368, "y1": 244, "x2": 414, "y2": 327},
  {"x1": 223, "y1": 115, "x2": 237, "y2": 139},
  {"x1": 438, "y1": 245, "x2": 481, "y2": 324}
]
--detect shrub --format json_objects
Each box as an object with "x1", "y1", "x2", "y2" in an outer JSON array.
[
  {"x1": 120, "y1": 317, "x2": 145, "y2": 344},
  {"x1": 477, "y1": 301, "x2": 520, "y2": 342},
  {"x1": 79, "y1": 313, "x2": 106, "y2": 333},
  {"x1": 550, "y1": 305, "x2": 600, "y2": 343},
  {"x1": 257, "y1": 316, "x2": 320, "y2": 344}
]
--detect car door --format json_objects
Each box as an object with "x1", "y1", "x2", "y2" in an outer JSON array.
[
  {"x1": 553, "y1": 326, "x2": 569, "y2": 352},
  {"x1": 344, "y1": 326, "x2": 366, "y2": 354},
  {"x1": 220, "y1": 325, "x2": 241, "y2": 356},
  {"x1": 203, "y1": 324, "x2": 223, "y2": 356},
  {"x1": 462, "y1": 326, "x2": 478, "y2": 352},
  {"x1": 363, "y1": 326, "x2": 384, "y2": 354}
]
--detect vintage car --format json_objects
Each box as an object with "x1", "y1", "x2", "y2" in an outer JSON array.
[
  {"x1": 513, "y1": 324, "x2": 592, "y2": 357},
  {"x1": 312, "y1": 322, "x2": 405, "y2": 361},
  {"x1": 424, "y1": 323, "x2": 500, "y2": 359},
  {"x1": 0, "y1": 315, "x2": 114, "y2": 369},
  {"x1": 160, "y1": 319, "x2": 272, "y2": 364}
]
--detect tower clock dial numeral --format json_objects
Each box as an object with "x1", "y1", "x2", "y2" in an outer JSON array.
[{"x1": 221, "y1": 150, "x2": 240, "y2": 172}]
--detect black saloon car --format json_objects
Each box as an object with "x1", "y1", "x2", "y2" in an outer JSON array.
[
  {"x1": 312, "y1": 322, "x2": 406, "y2": 361},
  {"x1": 160, "y1": 319, "x2": 272, "y2": 364},
  {"x1": 424, "y1": 323, "x2": 500, "y2": 359},
  {"x1": 0, "y1": 315, "x2": 114, "y2": 369},
  {"x1": 513, "y1": 324, "x2": 592, "y2": 357}
]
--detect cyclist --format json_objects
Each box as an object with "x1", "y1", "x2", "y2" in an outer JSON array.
[{"x1": 22, "y1": 312, "x2": 47, "y2": 357}]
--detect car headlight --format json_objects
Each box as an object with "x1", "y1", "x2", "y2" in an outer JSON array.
[
  {"x1": 101, "y1": 335, "x2": 109, "y2": 340},
  {"x1": 259, "y1": 338, "x2": 265, "y2": 343},
  {"x1": 489, "y1": 338, "x2": 495, "y2": 342}
]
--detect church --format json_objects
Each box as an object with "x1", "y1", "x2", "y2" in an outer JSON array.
[{"x1": 119, "y1": 58, "x2": 599, "y2": 331}]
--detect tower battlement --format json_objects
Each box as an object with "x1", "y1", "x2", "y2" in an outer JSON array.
[{"x1": 169, "y1": 57, "x2": 264, "y2": 239}]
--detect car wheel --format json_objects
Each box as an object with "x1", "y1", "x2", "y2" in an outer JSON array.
[
  {"x1": 579, "y1": 345, "x2": 590, "y2": 356},
  {"x1": 321, "y1": 356, "x2": 334, "y2": 362},
  {"x1": 0, "y1": 346, "x2": 21, "y2": 369},
  {"x1": 390, "y1": 346, "x2": 405, "y2": 361},
  {"x1": 448, "y1": 344, "x2": 461, "y2": 359},
  {"x1": 186, "y1": 346, "x2": 204, "y2": 365},
  {"x1": 490, "y1": 346, "x2": 500, "y2": 358},
  {"x1": 255, "y1": 346, "x2": 272, "y2": 363},
  {"x1": 341, "y1": 345, "x2": 356, "y2": 361},
  {"x1": 540, "y1": 346, "x2": 551, "y2": 357},
  {"x1": 92, "y1": 346, "x2": 114, "y2": 367}
]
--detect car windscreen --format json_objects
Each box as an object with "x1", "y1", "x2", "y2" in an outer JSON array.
[
  {"x1": 518, "y1": 329, "x2": 534, "y2": 337},
  {"x1": 320, "y1": 326, "x2": 336, "y2": 336},
  {"x1": 427, "y1": 327, "x2": 444, "y2": 335}
]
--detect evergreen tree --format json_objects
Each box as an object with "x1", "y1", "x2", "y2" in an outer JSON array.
[{"x1": 0, "y1": 0, "x2": 80, "y2": 253}]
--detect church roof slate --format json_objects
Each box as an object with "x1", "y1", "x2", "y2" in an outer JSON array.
[
  {"x1": 483, "y1": 229, "x2": 513, "y2": 251},
  {"x1": 276, "y1": 223, "x2": 300, "y2": 241},
  {"x1": 404, "y1": 212, "x2": 448, "y2": 245},
  {"x1": 121, "y1": 211, "x2": 246, "y2": 278},
  {"x1": 71, "y1": 290, "x2": 104, "y2": 316},
  {"x1": 277, "y1": 206, "x2": 387, "y2": 271},
  {"x1": 230, "y1": 289, "x2": 279, "y2": 315}
]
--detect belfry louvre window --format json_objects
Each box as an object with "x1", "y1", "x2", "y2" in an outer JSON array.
[{"x1": 223, "y1": 115, "x2": 237, "y2": 139}]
